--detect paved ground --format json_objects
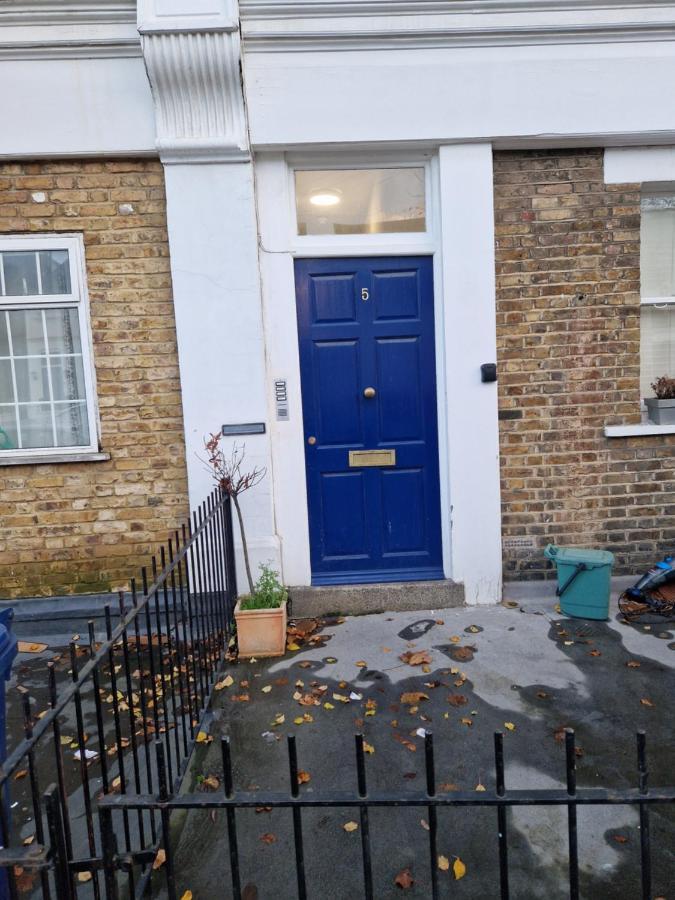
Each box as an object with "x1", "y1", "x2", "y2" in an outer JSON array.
[{"x1": 166, "y1": 585, "x2": 675, "y2": 900}]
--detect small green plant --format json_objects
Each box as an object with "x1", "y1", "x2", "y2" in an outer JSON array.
[
  {"x1": 239, "y1": 564, "x2": 288, "y2": 611},
  {"x1": 651, "y1": 375, "x2": 675, "y2": 399}
]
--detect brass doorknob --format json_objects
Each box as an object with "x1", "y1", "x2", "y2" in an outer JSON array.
[
  {"x1": 307, "y1": 436, "x2": 316, "y2": 445},
  {"x1": 363, "y1": 387, "x2": 376, "y2": 399}
]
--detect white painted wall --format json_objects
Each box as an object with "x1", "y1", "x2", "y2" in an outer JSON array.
[
  {"x1": 605, "y1": 146, "x2": 675, "y2": 184},
  {"x1": 438, "y1": 144, "x2": 502, "y2": 605},
  {"x1": 243, "y1": 42, "x2": 675, "y2": 150},
  {"x1": 162, "y1": 161, "x2": 280, "y2": 591},
  {"x1": 0, "y1": 56, "x2": 156, "y2": 158}
]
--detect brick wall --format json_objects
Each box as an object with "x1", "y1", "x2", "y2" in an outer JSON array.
[
  {"x1": 0, "y1": 160, "x2": 189, "y2": 598},
  {"x1": 494, "y1": 148, "x2": 675, "y2": 580}
]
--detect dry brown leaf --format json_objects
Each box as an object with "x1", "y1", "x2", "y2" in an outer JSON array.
[
  {"x1": 626, "y1": 660, "x2": 641, "y2": 669},
  {"x1": 460, "y1": 718, "x2": 473, "y2": 727},
  {"x1": 17, "y1": 641, "x2": 48, "y2": 654},
  {"x1": 438, "y1": 782, "x2": 458, "y2": 792},
  {"x1": 612, "y1": 834, "x2": 628, "y2": 844},
  {"x1": 400, "y1": 692, "x2": 429, "y2": 705},
  {"x1": 447, "y1": 694, "x2": 467, "y2": 707},
  {"x1": 260, "y1": 833, "x2": 276, "y2": 845},
  {"x1": 201, "y1": 774, "x2": 220, "y2": 791},
  {"x1": 78, "y1": 871, "x2": 93, "y2": 883},
  {"x1": 298, "y1": 661, "x2": 313, "y2": 669},
  {"x1": 438, "y1": 855, "x2": 450, "y2": 871},
  {"x1": 363, "y1": 741, "x2": 375, "y2": 754},
  {"x1": 394, "y1": 867, "x2": 414, "y2": 889},
  {"x1": 214, "y1": 675, "x2": 234, "y2": 690},
  {"x1": 449, "y1": 635, "x2": 461, "y2": 644},
  {"x1": 400, "y1": 650, "x2": 432, "y2": 667},
  {"x1": 640, "y1": 698, "x2": 654, "y2": 708},
  {"x1": 355, "y1": 660, "x2": 367, "y2": 668},
  {"x1": 589, "y1": 650, "x2": 602, "y2": 657},
  {"x1": 449, "y1": 646, "x2": 474, "y2": 662},
  {"x1": 343, "y1": 821, "x2": 359, "y2": 832},
  {"x1": 152, "y1": 849, "x2": 166, "y2": 870},
  {"x1": 297, "y1": 770, "x2": 311, "y2": 785},
  {"x1": 420, "y1": 819, "x2": 430, "y2": 831},
  {"x1": 14, "y1": 769, "x2": 28, "y2": 781}
]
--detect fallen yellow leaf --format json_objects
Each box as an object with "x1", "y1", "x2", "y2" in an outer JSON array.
[
  {"x1": 363, "y1": 741, "x2": 375, "y2": 754},
  {"x1": 78, "y1": 871, "x2": 92, "y2": 883},
  {"x1": 475, "y1": 783, "x2": 486, "y2": 792},
  {"x1": 153, "y1": 849, "x2": 166, "y2": 870},
  {"x1": 287, "y1": 643, "x2": 301, "y2": 651},
  {"x1": 196, "y1": 731, "x2": 209, "y2": 743},
  {"x1": 355, "y1": 660, "x2": 367, "y2": 668},
  {"x1": 343, "y1": 821, "x2": 359, "y2": 832},
  {"x1": 324, "y1": 702, "x2": 335, "y2": 710},
  {"x1": 453, "y1": 857, "x2": 466, "y2": 880},
  {"x1": 504, "y1": 722, "x2": 516, "y2": 731},
  {"x1": 214, "y1": 675, "x2": 234, "y2": 690},
  {"x1": 438, "y1": 855, "x2": 450, "y2": 871},
  {"x1": 180, "y1": 893, "x2": 192, "y2": 900}
]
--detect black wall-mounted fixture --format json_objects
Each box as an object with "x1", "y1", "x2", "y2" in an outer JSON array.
[{"x1": 481, "y1": 363, "x2": 497, "y2": 383}]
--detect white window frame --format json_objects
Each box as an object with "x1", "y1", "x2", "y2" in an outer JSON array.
[{"x1": 0, "y1": 233, "x2": 100, "y2": 462}]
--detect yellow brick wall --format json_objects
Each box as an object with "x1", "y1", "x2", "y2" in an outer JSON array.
[
  {"x1": 495, "y1": 149, "x2": 675, "y2": 579},
  {"x1": 0, "y1": 160, "x2": 189, "y2": 598}
]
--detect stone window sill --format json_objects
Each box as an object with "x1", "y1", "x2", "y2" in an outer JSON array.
[
  {"x1": 604, "y1": 423, "x2": 675, "y2": 438},
  {"x1": 0, "y1": 451, "x2": 111, "y2": 467}
]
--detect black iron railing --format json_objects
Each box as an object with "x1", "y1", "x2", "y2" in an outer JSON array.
[
  {"x1": 98, "y1": 729, "x2": 675, "y2": 900},
  {"x1": 0, "y1": 487, "x2": 237, "y2": 899}
]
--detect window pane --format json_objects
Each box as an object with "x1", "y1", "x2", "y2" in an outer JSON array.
[
  {"x1": 0, "y1": 314, "x2": 8, "y2": 356},
  {"x1": 0, "y1": 360, "x2": 14, "y2": 403},
  {"x1": 39, "y1": 249, "x2": 71, "y2": 294},
  {"x1": 2, "y1": 251, "x2": 39, "y2": 296},
  {"x1": 0, "y1": 406, "x2": 18, "y2": 449},
  {"x1": 7, "y1": 309, "x2": 45, "y2": 355},
  {"x1": 45, "y1": 308, "x2": 81, "y2": 353},
  {"x1": 50, "y1": 356, "x2": 86, "y2": 401},
  {"x1": 54, "y1": 401, "x2": 89, "y2": 446},
  {"x1": 18, "y1": 403, "x2": 54, "y2": 448},
  {"x1": 14, "y1": 357, "x2": 50, "y2": 402},
  {"x1": 640, "y1": 305, "x2": 675, "y2": 398},
  {"x1": 641, "y1": 206, "x2": 675, "y2": 299},
  {"x1": 295, "y1": 168, "x2": 426, "y2": 236}
]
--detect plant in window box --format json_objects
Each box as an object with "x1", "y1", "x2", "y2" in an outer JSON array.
[
  {"x1": 646, "y1": 376, "x2": 675, "y2": 425},
  {"x1": 234, "y1": 564, "x2": 288, "y2": 658}
]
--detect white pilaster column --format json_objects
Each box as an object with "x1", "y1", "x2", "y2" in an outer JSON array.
[
  {"x1": 138, "y1": 1, "x2": 279, "y2": 589},
  {"x1": 439, "y1": 144, "x2": 503, "y2": 605}
]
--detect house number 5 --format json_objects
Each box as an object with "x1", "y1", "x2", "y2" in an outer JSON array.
[{"x1": 361, "y1": 288, "x2": 369, "y2": 301}]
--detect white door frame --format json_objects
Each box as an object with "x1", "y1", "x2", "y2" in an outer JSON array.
[{"x1": 254, "y1": 150, "x2": 453, "y2": 587}]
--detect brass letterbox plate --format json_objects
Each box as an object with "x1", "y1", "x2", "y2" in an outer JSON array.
[{"x1": 348, "y1": 449, "x2": 396, "y2": 467}]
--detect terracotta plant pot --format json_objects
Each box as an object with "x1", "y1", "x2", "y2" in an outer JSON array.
[{"x1": 234, "y1": 599, "x2": 287, "y2": 658}]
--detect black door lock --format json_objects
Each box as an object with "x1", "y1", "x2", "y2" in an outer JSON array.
[{"x1": 481, "y1": 363, "x2": 497, "y2": 383}]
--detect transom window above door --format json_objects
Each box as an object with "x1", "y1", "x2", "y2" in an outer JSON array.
[
  {"x1": 295, "y1": 167, "x2": 426, "y2": 236},
  {"x1": 0, "y1": 235, "x2": 98, "y2": 459}
]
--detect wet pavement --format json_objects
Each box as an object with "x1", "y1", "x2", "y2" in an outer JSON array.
[{"x1": 167, "y1": 590, "x2": 675, "y2": 900}]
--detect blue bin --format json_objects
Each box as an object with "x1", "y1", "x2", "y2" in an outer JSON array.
[
  {"x1": 0, "y1": 609, "x2": 17, "y2": 897},
  {"x1": 544, "y1": 545, "x2": 614, "y2": 620}
]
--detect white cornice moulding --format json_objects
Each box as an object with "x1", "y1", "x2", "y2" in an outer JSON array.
[
  {"x1": 242, "y1": 21, "x2": 675, "y2": 52},
  {"x1": 0, "y1": 38, "x2": 141, "y2": 60},
  {"x1": 0, "y1": 1, "x2": 135, "y2": 26},
  {"x1": 141, "y1": 28, "x2": 250, "y2": 164},
  {"x1": 240, "y1": 0, "x2": 675, "y2": 17}
]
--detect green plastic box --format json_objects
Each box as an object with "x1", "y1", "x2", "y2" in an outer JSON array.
[{"x1": 544, "y1": 544, "x2": 614, "y2": 620}]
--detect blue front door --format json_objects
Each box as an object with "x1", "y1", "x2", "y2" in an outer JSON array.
[{"x1": 296, "y1": 256, "x2": 443, "y2": 585}]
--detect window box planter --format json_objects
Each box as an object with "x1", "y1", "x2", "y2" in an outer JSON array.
[
  {"x1": 645, "y1": 397, "x2": 675, "y2": 425},
  {"x1": 234, "y1": 599, "x2": 287, "y2": 658}
]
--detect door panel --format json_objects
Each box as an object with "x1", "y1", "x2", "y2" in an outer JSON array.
[{"x1": 296, "y1": 256, "x2": 443, "y2": 585}]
